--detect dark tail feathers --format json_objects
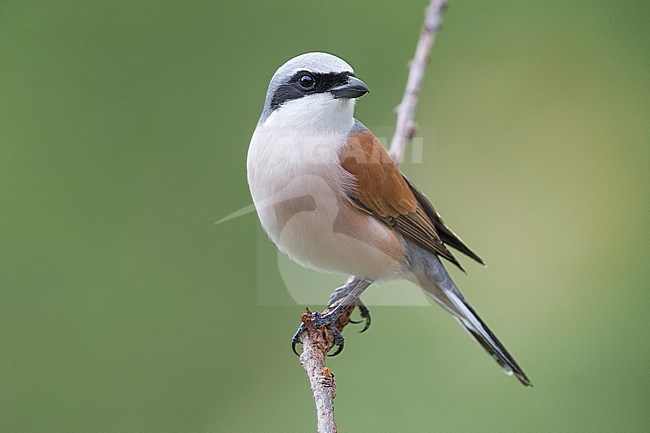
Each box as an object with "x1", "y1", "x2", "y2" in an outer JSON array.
[{"x1": 454, "y1": 298, "x2": 532, "y2": 387}]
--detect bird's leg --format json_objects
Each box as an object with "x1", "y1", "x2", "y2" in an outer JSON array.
[
  {"x1": 292, "y1": 277, "x2": 373, "y2": 356},
  {"x1": 327, "y1": 276, "x2": 372, "y2": 333}
]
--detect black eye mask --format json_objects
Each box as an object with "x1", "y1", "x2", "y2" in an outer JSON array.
[{"x1": 269, "y1": 71, "x2": 354, "y2": 110}]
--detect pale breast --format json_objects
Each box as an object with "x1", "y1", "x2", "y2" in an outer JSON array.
[{"x1": 247, "y1": 125, "x2": 406, "y2": 280}]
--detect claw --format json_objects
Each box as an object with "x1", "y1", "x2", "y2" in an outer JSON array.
[
  {"x1": 359, "y1": 313, "x2": 372, "y2": 334},
  {"x1": 291, "y1": 322, "x2": 308, "y2": 356},
  {"x1": 357, "y1": 304, "x2": 371, "y2": 333},
  {"x1": 344, "y1": 303, "x2": 372, "y2": 332},
  {"x1": 328, "y1": 343, "x2": 344, "y2": 357}
]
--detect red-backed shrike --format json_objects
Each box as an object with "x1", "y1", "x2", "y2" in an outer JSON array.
[{"x1": 247, "y1": 52, "x2": 531, "y2": 386}]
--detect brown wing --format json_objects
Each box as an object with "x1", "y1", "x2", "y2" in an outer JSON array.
[{"x1": 340, "y1": 126, "x2": 463, "y2": 270}]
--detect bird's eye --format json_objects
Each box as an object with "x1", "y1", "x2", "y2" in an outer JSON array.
[{"x1": 298, "y1": 73, "x2": 316, "y2": 90}]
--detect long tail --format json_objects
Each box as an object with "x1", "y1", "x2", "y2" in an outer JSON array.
[
  {"x1": 408, "y1": 245, "x2": 532, "y2": 387},
  {"x1": 443, "y1": 291, "x2": 532, "y2": 387}
]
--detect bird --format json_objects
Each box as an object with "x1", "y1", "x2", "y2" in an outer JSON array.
[{"x1": 247, "y1": 52, "x2": 532, "y2": 387}]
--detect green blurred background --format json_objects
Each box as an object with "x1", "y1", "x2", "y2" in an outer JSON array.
[{"x1": 1, "y1": 1, "x2": 648, "y2": 432}]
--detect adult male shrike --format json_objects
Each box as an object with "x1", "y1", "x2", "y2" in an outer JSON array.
[{"x1": 247, "y1": 52, "x2": 531, "y2": 386}]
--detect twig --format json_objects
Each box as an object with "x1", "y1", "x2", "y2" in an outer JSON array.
[
  {"x1": 390, "y1": 0, "x2": 447, "y2": 165},
  {"x1": 298, "y1": 304, "x2": 355, "y2": 433},
  {"x1": 298, "y1": 1, "x2": 447, "y2": 432},
  {"x1": 298, "y1": 310, "x2": 338, "y2": 433}
]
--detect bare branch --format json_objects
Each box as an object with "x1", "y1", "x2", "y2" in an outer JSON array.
[
  {"x1": 298, "y1": 1, "x2": 447, "y2": 431},
  {"x1": 299, "y1": 310, "x2": 338, "y2": 433},
  {"x1": 390, "y1": 0, "x2": 447, "y2": 165}
]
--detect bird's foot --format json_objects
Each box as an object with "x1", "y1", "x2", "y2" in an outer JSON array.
[
  {"x1": 292, "y1": 278, "x2": 373, "y2": 357},
  {"x1": 292, "y1": 310, "x2": 346, "y2": 357},
  {"x1": 347, "y1": 300, "x2": 371, "y2": 333}
]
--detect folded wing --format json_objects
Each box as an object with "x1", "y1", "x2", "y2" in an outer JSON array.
[{"x1": 339, "y1": 122, "x2": 483, "y2": 270}]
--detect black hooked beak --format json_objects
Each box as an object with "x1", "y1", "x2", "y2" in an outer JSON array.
[{"x1": 331, "y1": 76, "x2": 370, "y2": 99}]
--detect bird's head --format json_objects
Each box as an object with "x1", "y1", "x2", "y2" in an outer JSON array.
[{"x1": 259, "y1": 52, "x2": 369, "y2": 131}]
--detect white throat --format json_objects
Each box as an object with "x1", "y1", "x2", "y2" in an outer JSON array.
[{"x1": 262, "y1": 93, "x2": 356, "y2": 135}]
